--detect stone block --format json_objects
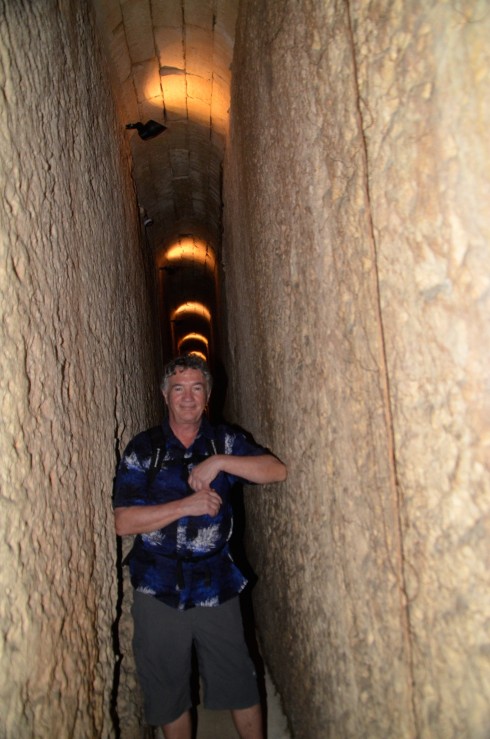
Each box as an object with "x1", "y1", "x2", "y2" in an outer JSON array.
[{"x1": 121, "y1": 0, "x2": 154, "y2": 63}]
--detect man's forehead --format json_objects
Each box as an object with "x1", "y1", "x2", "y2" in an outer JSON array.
[{"x1": 169, "y1": 367, "x2": 205, "y2": 383}]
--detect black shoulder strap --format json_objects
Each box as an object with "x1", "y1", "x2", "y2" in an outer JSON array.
[{"x1": 147, "y1": 425, "x2": 166, "y2": 486}]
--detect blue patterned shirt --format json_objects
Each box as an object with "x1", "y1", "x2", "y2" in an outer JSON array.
[{"x1": 113, "y1": 417, "x2": 266, "y2": 609}]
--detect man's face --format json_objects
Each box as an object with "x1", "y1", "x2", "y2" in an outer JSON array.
[{"x1": 163, "y1": 367, "x2": 209, "y2": 427}]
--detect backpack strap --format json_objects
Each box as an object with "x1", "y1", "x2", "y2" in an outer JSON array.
[
  {"x1": 147, "y1": 425, "x2": 166, "y2": 487},
  {"x1": 146, "y1": 422, "x2": 221, "y2": 488}
]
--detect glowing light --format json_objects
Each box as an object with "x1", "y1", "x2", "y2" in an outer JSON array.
[
  {"x1": 172, "y1": 302, "x2": 211, "y2": 322},
  {"x1": 178, "y1": 333, "x2": 209, "y2": 351},
  {"x1": 160, "y1": 75, "x2": 187, "y2": 120},
  {"x1": 187, "y1": 350, "x2": 207, "y2": 362},
  {"x1": 140, "y1": 63, "x2": 164, "y2": 106},
  {"x1": 163, "y1": 238, "x2": 216, "y2": 269}
]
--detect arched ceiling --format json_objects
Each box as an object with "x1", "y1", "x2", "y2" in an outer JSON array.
[{"x1": 93, "y1": 0, "x2": 239, "y2": 364}]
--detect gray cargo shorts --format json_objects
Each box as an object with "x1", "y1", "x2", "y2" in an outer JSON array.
[{"x1": 131, "y1": 591, "x2": 260, "y2": 726}]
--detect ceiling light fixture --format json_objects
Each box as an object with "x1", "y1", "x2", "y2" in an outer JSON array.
[{"x1": 126, "y1": 120, "x2": 167, "y2": 140}]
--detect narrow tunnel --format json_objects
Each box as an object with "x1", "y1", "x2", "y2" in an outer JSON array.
[{"x1": 1, "y1": 2, "x2": 490, "y2": 738}]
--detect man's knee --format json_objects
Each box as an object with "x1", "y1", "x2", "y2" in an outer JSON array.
[{"x1": 162, "y1": 709, "x2": 192, "y2": 739}]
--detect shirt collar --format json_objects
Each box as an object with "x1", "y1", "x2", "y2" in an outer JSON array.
[
  {"x1": 161, "y1": 415, "x2": 213, "y2": 444},
  {"x1": 197, "y1": 416, "x2": 214, "y2": 439}
]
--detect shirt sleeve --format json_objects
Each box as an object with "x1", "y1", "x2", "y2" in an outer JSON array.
[
  {"x1": 219, "y1": 426, "x2": 269, "y2": 485},
  {"x1": 230, "y1": 429, "x2": 267, "y2": 458},
  {"x1": 113, "y1": 432, "x2": 152, "y2": 508}
]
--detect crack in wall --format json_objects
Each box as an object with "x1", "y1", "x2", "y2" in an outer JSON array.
[
  {"x1": 109, "y1": 387, "x2": 123, "y2": 738},
  {"x1": 344, "y1": 1, "x2": 418, "y2": 735}
]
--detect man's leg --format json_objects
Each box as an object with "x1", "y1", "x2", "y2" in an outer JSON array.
[
  {"x1": 162, "y1": 709, "x2": 192, "y2": 739},
  {"x1": 194, "y1": 598, "x2": 261, "y2": 709},
  {"x1": 132, "y1": 593, "x2": 193, "y2": 728},
  {"x1": 231, "y1": 703, "x2": 264, "y2": 739}
]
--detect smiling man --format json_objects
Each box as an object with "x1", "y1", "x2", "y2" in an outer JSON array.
[{"x1": 113, "y1": 355, "x2": 287, "y2": 739}]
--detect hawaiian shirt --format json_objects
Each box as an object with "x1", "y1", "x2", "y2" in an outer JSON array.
[{"x1": 113, "y1": 417, "x2": 266, "y2": 609}]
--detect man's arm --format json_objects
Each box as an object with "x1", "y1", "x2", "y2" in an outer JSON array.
[
  {"x1": 188, "y1": 454, "x2": 287, "y2": 492},
  {"x1": 114, "y1": 487, "x2": 222, "y2": 536}
]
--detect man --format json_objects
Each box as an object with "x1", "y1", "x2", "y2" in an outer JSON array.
[{"x1": 113, "y1": 355, "x2": 287, "y2": 739}]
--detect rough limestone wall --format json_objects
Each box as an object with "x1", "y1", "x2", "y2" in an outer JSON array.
[
  {"x1": 351, "y1": 2, "x2": 490, "y2": 736},
  {"x1": 0, "y1": 2, "x2": 159, "y2": 737},
  {"x1": 223, "y1": 1, "x2": 490, "y2": 738}
]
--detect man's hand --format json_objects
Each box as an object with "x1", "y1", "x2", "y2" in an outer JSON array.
[
  {"x1": 180, "y1": 487, "x2": 222, "y2": 517},
  {"x1": 188, "y1": 455, "x2": 224, "y2": 491}
]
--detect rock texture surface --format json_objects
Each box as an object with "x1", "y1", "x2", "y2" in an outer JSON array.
[
  {"x1": 223, "y1": 1, "x2": 490, "y2": 737},
  {"x1": 0, "y1": 2, "x2": 159, "y2": 736},
  {"x1": 2, "y1": 1, "x2": 490, "y2": 737}
]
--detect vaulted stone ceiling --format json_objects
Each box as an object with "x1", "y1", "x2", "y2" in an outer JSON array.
[{"x1": 93, "y1": 0, "x2": 238, "y2": 364}]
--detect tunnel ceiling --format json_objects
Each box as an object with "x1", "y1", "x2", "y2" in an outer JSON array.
[{"x1": 93, "y1": 0, "x2": 239, "y2": 363}]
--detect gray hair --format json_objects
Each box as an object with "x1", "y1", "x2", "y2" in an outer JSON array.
[{"x1": 160, "y1": 355, "x2": 213, "y2": 395}]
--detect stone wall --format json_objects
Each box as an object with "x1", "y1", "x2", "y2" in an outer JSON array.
[
  {"x1": 0, "y1": 2, "x2": 159, "y2": 736},
  {"x1": 223, "y1": 1, "x2": 490, "y2": 737}
]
